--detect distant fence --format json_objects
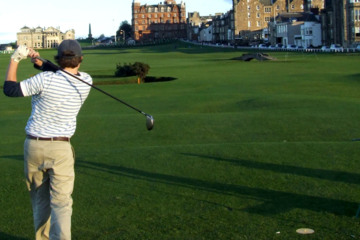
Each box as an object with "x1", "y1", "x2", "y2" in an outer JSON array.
[
  {"x1": 182, "y1": 40, "x2": 360, "y2": 53},
  {"x1": 0, "y1": 50, "x2": 14, "y2": 54}
]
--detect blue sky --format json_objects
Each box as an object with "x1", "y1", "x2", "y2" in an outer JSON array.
[{"x1": 0, "y1": 0, "x2": 232, "y2": 44}]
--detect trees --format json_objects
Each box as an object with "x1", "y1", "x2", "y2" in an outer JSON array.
[
  {"x1": 117, "y1": 21, "x2": 132, "y2": 42},
  {"x1": 132, "y1": 62, "x2": 150, "y2": 84},
  {"x1": 115, "y1": 62, "x2": 150, "y2": 84}
]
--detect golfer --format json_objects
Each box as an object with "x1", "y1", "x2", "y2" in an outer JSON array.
[{"x1": 3, "y1": 40, "x2": 92, "y2": 240}]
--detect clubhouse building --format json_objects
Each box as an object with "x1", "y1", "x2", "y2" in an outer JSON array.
[{"x1": 17, "y1": 26, "x2": 75, "y2": 49}]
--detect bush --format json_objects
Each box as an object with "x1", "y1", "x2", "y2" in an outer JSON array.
[
  {"x1": 115, "y1": 63, "x2": 136, "y2": 77},
  {"x1": 115, "y1": 62, "x2": 150, "y2": 83}
]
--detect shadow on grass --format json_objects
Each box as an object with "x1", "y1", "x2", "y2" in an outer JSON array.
[
  {"x1": 91, "y1": 75, "x2": 177, "y2": 84},
  {"x1": 76, "y1": 160, "x2": 357, "y2": 217},
  {"x1": 347, "y1": 74, "x2": 360, "y2": 82},
  {"x1": 0, "y1": 232, "x2": 29, "y2": 240},
  {"x1": 182, "y1": 153, "x2": 360, "y2": 185}
]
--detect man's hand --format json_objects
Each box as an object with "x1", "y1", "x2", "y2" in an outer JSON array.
[
  {"x1": 29, "y1": 49, "x2": 43, "y2": 67},
  {"x1": 11, "y1": 45, "x2": 30, "y2": 62}
]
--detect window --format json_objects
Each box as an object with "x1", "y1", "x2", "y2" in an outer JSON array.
[
  {"x1": 356, "y1": 27, "x2": 360, "y2": 37},
  {"x1": 257, "y1": 13, "x2": 260, "y2": 18},
  {"x1": 305, "y1": 28, "x2": 313, "y2": 35},
  {"x1": 265, "y1": 7, "x2": 271, "y2": 13},
  {"x1": 256, "y1": 5, "x2": 260, "y2": 10},
  {"x1": 248, "y1": 21, "x2": 251, "y2": 27},
  {"x1": 257, "y1": 21, "x2": 261, "y2": 27},
  {"x1": 265, "y1": 17, "x2": 270, "y2": 22},
  {"x1": 291, "y1": 4, "x2": 295, "y2": 9}
]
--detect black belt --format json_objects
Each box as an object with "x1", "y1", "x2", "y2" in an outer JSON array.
[{"x1": 27, "y1": 135, "x2": 70, "y2": 142}]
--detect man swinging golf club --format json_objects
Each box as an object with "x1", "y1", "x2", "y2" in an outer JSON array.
[{"x1": 4, "y1": 40, "x2": 92, "y2": 240}]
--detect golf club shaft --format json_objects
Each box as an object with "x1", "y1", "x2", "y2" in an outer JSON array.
[{"x1": 36, "y1": 57, "x2": 149, "y2": 117}]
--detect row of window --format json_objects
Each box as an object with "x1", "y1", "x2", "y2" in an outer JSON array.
[
  {"x1": 134, "y1": 6, "x2": 180, "y2": 13},
  {"x1": 135, "y1": 24, "x2": 185, "y2": 31},
  {"x1": 135, "y1": 19, "x2": 183, "y2": 24},
  {"x1": 251, "y1": 4, "x2": 302, "y2": 13},
  {"x1": 134, "y1": 13, "x2": 184, "y2": 18}
]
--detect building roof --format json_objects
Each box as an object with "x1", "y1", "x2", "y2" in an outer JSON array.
[{"x1": 276, "y1": 12, "x2": 320, "y2": 23}]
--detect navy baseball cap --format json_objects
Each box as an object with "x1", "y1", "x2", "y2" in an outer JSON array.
[{"x1": 57, "y1": 40, "x2": 82, "y2": 58}]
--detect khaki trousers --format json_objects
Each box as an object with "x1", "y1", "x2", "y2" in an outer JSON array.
[{"x1": 24, "y1": 138, "x2": 75, "y2": 240}]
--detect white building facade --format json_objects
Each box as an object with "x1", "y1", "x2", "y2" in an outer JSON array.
[
  {"x1": 17, "y1": 26, "x2": 75, "y2": 48},
  {"x1": 199, "y1": 25, "x2": 213, "y2": 42}
]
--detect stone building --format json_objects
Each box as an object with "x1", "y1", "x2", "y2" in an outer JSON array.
[
  {"x1": 17, "y1": 26, "x2": 75, "y2": 48},
  {"x1": 132, "y1": 0, "x2": 187, "y2": 42},
  {"x1": 321, "y1": 0, "x2": 360, "y2": 47},
  {"x1": 213, "y1": 10, "x2": 235, "y2": 43},
  {"x1": 232, "y1": 0, "x2": 324, "y2": 42},
  {"x1": 187, "y1": 12, "x2": 219, "y2": 41},
  {"x1": 268, "y1": 12, "x2": 322, "y2": 47}
]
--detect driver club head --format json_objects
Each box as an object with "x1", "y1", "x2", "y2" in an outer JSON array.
[{"x1": 146, "y1": 115, "x2": 154, "y2": 131}]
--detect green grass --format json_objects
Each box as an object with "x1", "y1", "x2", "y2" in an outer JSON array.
[{"x1": 1, "y1": 42, "x2": 360, "y2": 239}]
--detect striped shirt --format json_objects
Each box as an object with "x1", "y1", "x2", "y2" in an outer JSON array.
[{"x1": 20, "y1": 70, "x2": 92, "y2": 138}]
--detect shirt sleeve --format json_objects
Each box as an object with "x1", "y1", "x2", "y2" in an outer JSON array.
[
  {"x1": 20, "y1": 73, "x2": 46, "y2": 97},
  {"x1": 3, "y1": 81, "x2": 24, "y2": 97},
  {"x1": 34, "y1": 61, "x2": 59, "y2": 73}
]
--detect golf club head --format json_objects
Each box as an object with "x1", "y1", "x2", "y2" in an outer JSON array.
[{"x1": 146, "y1": 115, "x2": 154, "y2": 131}]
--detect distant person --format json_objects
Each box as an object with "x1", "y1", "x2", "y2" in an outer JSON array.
[{"x1": 3, "y1": 40, "x2": 92, "y2": 240}]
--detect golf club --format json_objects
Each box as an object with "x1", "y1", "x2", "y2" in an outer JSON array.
[{"x1": 36, "y1": 57, "x2": 154, "y2": 131}]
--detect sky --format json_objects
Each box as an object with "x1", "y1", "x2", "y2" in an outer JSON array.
[{"x1": 0, "y1": 0, "x2": 232, "y2": 44}]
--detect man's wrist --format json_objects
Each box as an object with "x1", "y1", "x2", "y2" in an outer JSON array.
[{"x1": 10, "y1": 58, "x2": 19, "y2": 64}]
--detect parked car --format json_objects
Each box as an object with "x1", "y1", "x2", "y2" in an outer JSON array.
[
  {"x1": 287, "y1": 44, "x2": 297, "y2": 50},
  {"x1": 258, "y1": 43, "x2": 269, "y2": 49},
  {"x1": 275, "y1": 43, "x2": 283, "y2": 48},
  {"x1": 321, "y1": 46, "x2": 330, "y2": 52},
  {"x1": 330, "y1": 44, "x2": 343, "y2": 52}
]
